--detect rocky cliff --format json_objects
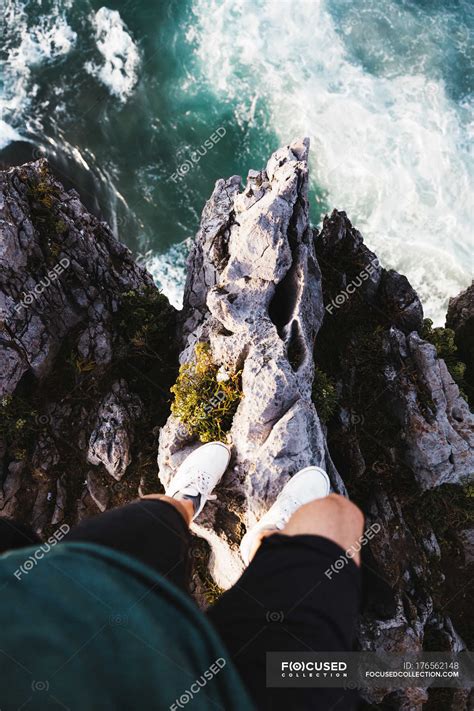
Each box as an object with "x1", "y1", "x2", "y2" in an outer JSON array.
[
  {"x1": 0, "y1": 143, "x2": 472, "y2": 710},
  {"x1": 0, "y1": 159, "x2": 178, "y2": 527}
]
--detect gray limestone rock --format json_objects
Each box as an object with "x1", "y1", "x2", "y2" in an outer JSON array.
[
  {"x1": 159, "y1": 139, "x2": 345, "y2": 587},
  {"x1": 88, "y1": 380, "x2": 143, "y2": 480}
]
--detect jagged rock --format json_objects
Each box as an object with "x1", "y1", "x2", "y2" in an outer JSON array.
[
  {"x1": 159, "y1": 138, "x2": 345, "y2": 588},
  {"x1": 446, "y1": 282, "x2": 474, "y2": 344},
  {"x1": 88, "y1": 380, "x2": 143, "y2": 480},
  {"x1": 386, "y1": 329, "x2": 473, "y2": 489},
  {"x1": 1, "y1": 145, "x2": 472, "y2": 711},
  {"x1": 315, "y1": 209, "x2": 423, "y2": 334},
  {"x1": 76, "y1": 487, "x2": 97, "y2": 522},
  {"x1": 385, "y1": 689, "x2": 429, "y2": 710},
  {"x1": 156, "y1": 145, "x2": 472, "y2": 710},
  {"x1": 314, "y1": 208, "x2": 473, "y2": 709},
  {"x1": 31, "y1": 434, "x2": 60, "y2": 475},
  {"x1": 76, "y1": 315, "x2": 113, "y2": 370},
  {"x1": 379, "y1": 271, "x2": 424, "y2": 334},
  {"x1": 315, "y1": 209, "x2": 473, "y2": 489},
  {"x1": 447, "y1": 281, "x2": 474, "y2": 404},
  {"x1": 0, "y1": 162, "x2": 153, "y2": 395},
  {"x1": 0, "y1": 159, "x2": 176, "y2": 533}
]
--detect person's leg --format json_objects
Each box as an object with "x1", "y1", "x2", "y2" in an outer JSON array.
[
  {"x1": 63, "y1": 441, "x2": 231, "y2": 594},
  {"x1": 251, "y1": 493, "x2": 364, "y2": 564},
  {"x1": 207, "y1": 493, "x2": 365, "y2": 710},
  {"x1": 64, "y1": 497, "x2": 194, "y2": 593},
  {"x1": 0, "y1": 499, "x2": 193, "y2": 591}
]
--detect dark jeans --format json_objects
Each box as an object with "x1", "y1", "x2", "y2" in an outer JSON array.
[{"x1": 3, "y1": 501, "x2": 362, "y2": 710}]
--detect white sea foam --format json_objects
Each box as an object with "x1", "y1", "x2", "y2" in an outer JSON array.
[
  {"x1": 189, "y1": 0, "x2": 473, "y2": 323},
  {"x1": 0, "y1": 121, "x2": 24, "y2": 149},
  {"x1": 143, "y1": 241, "x2": 190, "y2": 310},
  {"x1": 1, "y1": 0, "x2": 77, "y2": 123},
  {"x1": 85, "y1": 7, "x2": 141, "y2": 102}
]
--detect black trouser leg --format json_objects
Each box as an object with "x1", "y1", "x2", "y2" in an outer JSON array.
[
  {"x1": 207, "y1": 534, "x2": 362, "y2": 710},
  {"x1": 64, "y1": 500, "x2": 192, "y2": 593}
]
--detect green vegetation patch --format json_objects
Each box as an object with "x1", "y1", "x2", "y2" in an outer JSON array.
[{"x1": 171, "y1": 343, "x2": 241, "y2": 443}]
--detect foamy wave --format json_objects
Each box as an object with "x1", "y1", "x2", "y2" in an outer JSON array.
[
  {"x1": 0, "y1": 121, "x2": 24, "y2": 150},
  {"x1": 85, "y1": 7, "x2": 141, "y2": 102},
  {"x1": 189, "y1": 0, "x2": 473, "y2": 323},
  {"x1": 142, "y1": 241, "x2": 190, "y2": 310},
  {"x1": 375, "y1": 239, "x2": 471, "y2": 321},
  {"x1": 1, "y1": 0, "x2": 76, "y2": 125}
]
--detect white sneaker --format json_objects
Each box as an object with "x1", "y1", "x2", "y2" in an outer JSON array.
[
  {"x1": 240, "y1": 466, "x2": 331, "y2": 565},
  {"x1": 166, "y1": 442, "x2": 231, "y2": 519}
]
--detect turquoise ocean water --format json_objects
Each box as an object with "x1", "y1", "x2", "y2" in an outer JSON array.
[{"x1": 1, "y1": 0, "x2": 472, "y2": 320}]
